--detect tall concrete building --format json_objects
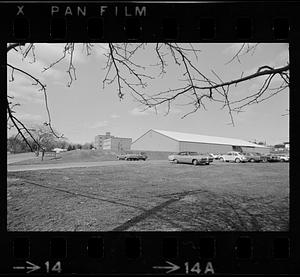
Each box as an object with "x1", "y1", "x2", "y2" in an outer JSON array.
[
  {"x1": 103, "y1": 137, "x2": 132, "y2": 153},
  {"x1": 94, "y1": 132, "x2": 114, "y2": 149}
]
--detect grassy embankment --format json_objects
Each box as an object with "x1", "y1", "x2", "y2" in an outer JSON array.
[{"x1": 8, "y1": 149, "x2": 175, "y2": 165}]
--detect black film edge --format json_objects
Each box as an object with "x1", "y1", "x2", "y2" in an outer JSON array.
[{"x1": 1, "y1": 1, "x2": 299, "y2": 275}]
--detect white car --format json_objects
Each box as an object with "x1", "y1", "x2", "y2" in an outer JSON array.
[
  {"x1": 168, "y1": 152, "x2": 213, "y2": 165},
  {"x1": 279, "y1": 154, "x2": 289, "y2": 162},
  {"x1": 219, "y1": 151, "x2": 247, "y2": 163}
]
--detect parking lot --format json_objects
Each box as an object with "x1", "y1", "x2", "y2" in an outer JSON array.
[{"x1": 7, "y1": 160, "x2": 289, "y2": 231}]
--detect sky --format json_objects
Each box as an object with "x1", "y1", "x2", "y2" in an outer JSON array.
[{"x1": 7, "y1": 43, "x2": 289, "y2": 146}]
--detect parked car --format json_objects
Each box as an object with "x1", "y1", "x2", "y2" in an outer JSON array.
[
  {"x1": 219, "y1": 151, "x2": 247, "y2": 163},
  {"x1": 117, "y1": 153, "x2": 127, "y2": 160},
  {"x1": 244, "y1": 152, "x2": 264, "y2": 162},
  {"x1": 266, "y1": 154, "x2": 281, "y2": 162},
  {"x1": 117, "y1": 152, "x2": 147, "y2": 161},
  {"x1": 209, "y1": 153, "x2": 222, "y2": 160},
  {"x1": 278, "y1": 154, "x2": 289, "y2": 162},
  {"x1": 260, "y1": 153, "x2": 269, "y2": 162},
  {"x1": 168, "y1": 151, "x2": 213, "y2": 165}
]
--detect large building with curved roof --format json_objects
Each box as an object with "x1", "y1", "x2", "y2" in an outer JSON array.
[{"x1": 131, "y1": 129, "x2": 270, "y2": 154}]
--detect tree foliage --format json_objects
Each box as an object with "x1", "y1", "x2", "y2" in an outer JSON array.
[{"x1": 7, "y1": 124, "x2": 68, "y2": 154}]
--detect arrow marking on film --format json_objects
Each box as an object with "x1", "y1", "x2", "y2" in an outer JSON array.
[
  {"x1": 13, "y1": 261, "x2": 40, "y2": 273},
  {"x1": 153, "y1": 261, "x2": 180, "y2": 274},
  {"x1": 26, "y1": 261, "x2": 40, "y2": 273},
  {"x1": 13, "y1": 266, "x2": 25, "y2": 270}
]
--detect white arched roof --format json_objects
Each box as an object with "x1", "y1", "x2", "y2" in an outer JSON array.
[{"x1": 152, "y1": 129, "x2": 269, "y2": 148}]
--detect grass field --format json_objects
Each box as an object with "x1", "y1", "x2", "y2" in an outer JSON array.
[
  {"x1": 8, "y1": 149, "x2": 174, "y2": 166},
  {"x1": 7, "y1": 161, "x2": 289, "y2": 231},
  {"x1": 8, "y1": 149, "x2": 117, "y2": 165}
]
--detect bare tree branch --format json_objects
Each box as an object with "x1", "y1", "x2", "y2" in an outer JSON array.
[
  {"x1": 225, "y1": 43, "x2": 260, "y2": 65},
  {"x1": 7, "y1": 44, "x2": 64, "y2": 153},
  {"x1": 7, "y1": 43, "x2": 25, "y2": 52},
  {"x1": 7, "y1": 43, "x2": 289, "y2": 150}
]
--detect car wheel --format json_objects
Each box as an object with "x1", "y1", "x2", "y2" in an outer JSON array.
[
  {"x1": 206, "y1": 162, "x2": 209, "y2": 165},
  {"x1": 192, "y1": 159, "x2": 198, "y2": 166},
  {"x1": 219, "y1": 157, "x2": 224, "y2": 162},
  {"x1": 250, "y1": 158, "x2": 255, "y2": 163},
  {"x1": 235, "y1": 158, "x2": 241, "y2": 163},
  {"x1": 280, "y1": 159, "x2": 285, "y2": 162},
  {"x1": 174, "y1": 159, "x2": 178, "y2": 164}
]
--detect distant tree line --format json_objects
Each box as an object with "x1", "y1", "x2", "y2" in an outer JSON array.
[{"x1": 7, "y1": 124, "x2": 93, "y2": 154}]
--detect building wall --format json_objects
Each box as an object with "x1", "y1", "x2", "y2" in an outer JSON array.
[
  {"x1": 242, "y1": 147, "x2": 270, "y2": 154},
  {"x1": 103, "y1": 137, "x2": 132, "y2": 152},
  {"x1": 179, "y1": 141, "x2": 233, "y2": 153},
  {"x1": 131, "y1": 130, "x2": 179, "y2": 152},
  {"x1": 94, "y1": 132, "x2": 113, "y2": 149},
  {"x1": 180, "y1": 142, "x2": 270, "y2": 154}
]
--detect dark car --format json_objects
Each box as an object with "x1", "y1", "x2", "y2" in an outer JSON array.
[
  {"x1": 117, "y1": 152, "x2": 147, "y2": 161},
  {"x1": 266, "y1": 154, "x2": 281, "y2": 162},
  {"x1": 259, "y1": 153, "x2": 269, "y2": 163},
  {"x1": 209, "y1": 153, "x2": 222, "y2": 160},
  {"x1": 244, "y1": 152, "x2": 263, "y2": 162}
]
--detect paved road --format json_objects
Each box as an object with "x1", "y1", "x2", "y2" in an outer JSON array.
[{"x1": 7, "y1": 160, "x2": 168, "y2": 172}]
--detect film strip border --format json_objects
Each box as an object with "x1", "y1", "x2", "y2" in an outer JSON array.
[
  {"x1": 0, "y1": 2, "x2": 299, "y2": 41},
  {"x1": 1, "y1": 1, "x2": 300, "y2": 275},
  {"x1": 2, "y1": 233, "x2": 295, "y2": 274}
]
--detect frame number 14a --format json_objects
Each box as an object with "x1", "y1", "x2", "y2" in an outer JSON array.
[
  {"x1": 153, "y1": 261, "x2": 214, "y2": 274},
  {"x1": 184, "y1": 262, "x2": 214, "y2": 274}
]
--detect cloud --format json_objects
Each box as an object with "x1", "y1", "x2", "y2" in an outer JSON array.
[
  {"x1": 7, "y1": 44, "x2": 82, "y2": 89},
  {"x1": 89, "y1": 120, "x2": 108, "y2": 129},
  {"x1": 223, "y1": 43, "x2": 259, "y2": 56},
  {"x1": 8, "y1": 88, "x2": 44, "y2": 105},
  {"x1": 8, "y1": 50, "x2": 64, "y2": 85},
  {"x1": 130, "y1": 107, "x2": 150, "y2": 116},
  {"x1": 17, "y1": 113, "x2": 42, "y2": 122},
  {"x1": 168, "y1": 107, "x2": 183, "y2": 115},
  {"x1": 111, "y1": 114, "x2": 120, "y2": 118},
  {"x1": 34, "y1": 44, "x2": 66, "y2": 63},
  {"x1": 7, "y1": 43, "x2": 111, "y2": 92},
  {"x1": 35, "y1": 43, "x2": 108, "y2": 65},
  {"x1": 94, "y1": 43, "x2": 110, "y2": 60},
  {"x1": 275, "y1": 48, "x2": 289, "y2": 66},
  {"x1": 35, "y1": 43, "x2": 85, "y2": 64}
]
